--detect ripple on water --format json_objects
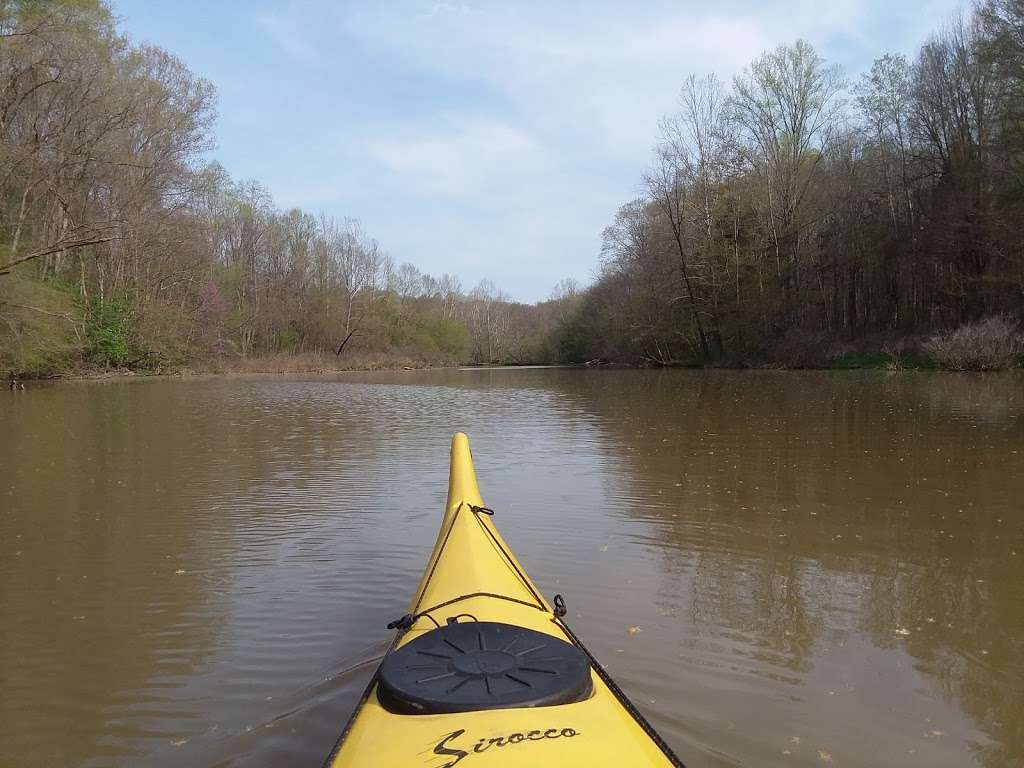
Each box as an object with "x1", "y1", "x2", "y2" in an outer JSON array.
[{"x1": 2, "y1": 369, "x2": 1022, "y2": 767}]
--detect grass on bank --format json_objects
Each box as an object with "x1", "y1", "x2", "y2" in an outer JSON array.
[
  {"x1": 182, "y1": 351, "x2": 442, "y2": 376},
  {"x1": 826, "y1": 353, "x2": 937, "y2": 370},
  {"x1": 0, "y1": 275, "x2": 84, "y2": 378}
]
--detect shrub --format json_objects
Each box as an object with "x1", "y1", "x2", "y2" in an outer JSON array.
[
  {"x1": 924, "y1": 315, "x2": 1024, "y2": 371},
  {"x1": 882, "y1": 341, "x2": 906, "y2": 371},
  {"x1": 85, "y1": 294, "x2": 138, "y2": 367},
  {"x1": 132, "y1": 299, "x2": 192, "y2": 370}
]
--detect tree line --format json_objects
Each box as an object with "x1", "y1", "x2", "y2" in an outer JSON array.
[
  {"x1": 0, "y1": 0, "x2": 574, "y2": 376},
  {"x1": 4, "y1": 0, "x2": 1023, "y2": 377},
  {"x1": 555, "y1": 2, "x2": 1024, "y2": 367}
]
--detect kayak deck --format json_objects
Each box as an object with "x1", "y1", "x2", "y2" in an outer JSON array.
[{"x1": 324, "y1": 433, "x2": 683, "y2": 767}]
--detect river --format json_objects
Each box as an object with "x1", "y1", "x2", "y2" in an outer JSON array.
[{"x1": 1, "y1": 369, "x2": 1022, "y2": 767}]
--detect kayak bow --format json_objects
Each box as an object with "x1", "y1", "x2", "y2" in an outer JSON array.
[{"x1": 325, "y1": 433, "x2": 684, "y2": 767}]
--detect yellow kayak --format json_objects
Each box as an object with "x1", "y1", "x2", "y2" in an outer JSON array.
[{"x1": 324, "y1": 433, "x2": 684, "y2": 767}]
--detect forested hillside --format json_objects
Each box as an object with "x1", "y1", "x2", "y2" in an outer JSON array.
[
  {"x1": 0, "y1": 1, "x2": 573, "y2": 377},
  {"x1": 3, "y1": 1, "x2": 1023, "y2": 377},
  {"x1": 555, "y1": 1, "x2": 1024, "y2": 368}
]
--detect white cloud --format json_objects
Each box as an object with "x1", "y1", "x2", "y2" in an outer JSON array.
[
  {"x1": 340, "y1": 2, "x2": 888, "y2": 168},
  {"x1": 234, "y1": 1, "x2": 957, "y2": 300},
  {"x1": 365, "y1": 116, "x2": 544, "y2": 200}
]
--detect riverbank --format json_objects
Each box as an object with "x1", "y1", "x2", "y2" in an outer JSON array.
[
  {"x1": 11, "y1": 351, "x2": 451, "y2": 382},
  {"x1": 9, "y1": 313, "x2": 1022, "y2": 379},
  {"x1": 5, "y1": 273, "x2": 1021, "y2": 382},
  {"x1": 11, "y1": 347, "x2": 1024, "y2": 383}
]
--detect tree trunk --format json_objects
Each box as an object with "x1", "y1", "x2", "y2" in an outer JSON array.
[{"x1": 335, "y1": 329, "x2": 356, "y2": 356}]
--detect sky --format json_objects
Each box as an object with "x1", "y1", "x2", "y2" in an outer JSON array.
[{"x1": 113, "y1": 0, "x2": 960, "y2": 303}]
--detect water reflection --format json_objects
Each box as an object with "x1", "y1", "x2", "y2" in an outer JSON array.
[
  {"x1": 571, "y1": 371, "x2": 1022, "y2": 767},
  {"x1": 1, "y1": 370, "x2": 1021, "y2": 767}
]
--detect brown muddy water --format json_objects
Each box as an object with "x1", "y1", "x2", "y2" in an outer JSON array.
[{"x1": 1, "y1": 369, "x2": 1023, "y2": 768}]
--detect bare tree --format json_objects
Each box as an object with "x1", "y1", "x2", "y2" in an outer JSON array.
[
  {"x1": 729, "y1": 40, "x2": 845, "y2": 318},
  {"x1": 466, "y1": 278, "x2": 511, "y2": 363},
  {"x1": 325, "y1": 217, "x2": 390, "y2": 355},
  {"x1": 549, "y1": 277, "x2": 580, "y2": 302},
  {"x1": 436, "y1": 273, "x2": 462, "y2": 320},
  {"x1": 644, "y1": 143, "x2": 713, "y2": 359}
]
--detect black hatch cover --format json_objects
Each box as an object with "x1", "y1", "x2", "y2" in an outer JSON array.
[{"x1": 377, "y1": 621, "x2": 592, "y2": 714}]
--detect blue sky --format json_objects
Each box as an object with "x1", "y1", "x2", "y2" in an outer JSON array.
[{"x1": 113, "y1": 0, "x2": 959, "y2": 303}]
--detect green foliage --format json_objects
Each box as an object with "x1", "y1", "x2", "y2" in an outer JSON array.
[
  {"x1": 84, "y1": 294, "x2": 138, "y2": 367},
  {"x1": 828, "y1": 353, "x2": 900, "y2": 370},
  {"x1": 212, "y1": 264, "x2": 245, "y2": 307},
  {"x1": 384, "y1": 310, "x2": 471, "y2": 361},
  {"x1": 271, "y1": 328, "x2": 300, "y2": 352},
  {"x1": 426, "y1": 317, "x2": 471, "y2": 357}
]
